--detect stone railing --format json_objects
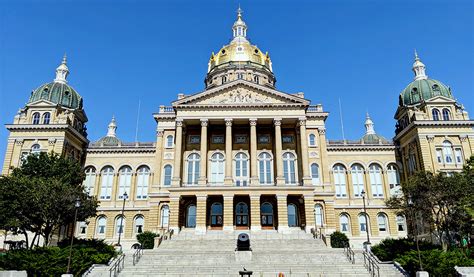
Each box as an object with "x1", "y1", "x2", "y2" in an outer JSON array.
[
  {"x1": 158, "y1": 105, "x2": 174, "y2": 114},
  {"x1": 307, "y1": 104, "x2": 323, "y2": 112}
]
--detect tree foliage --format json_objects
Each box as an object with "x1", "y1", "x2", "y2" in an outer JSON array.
[
  {"x1": 136, "y1": 231, "x2": 159, "y2": 249},
  {"x1": 0, "y1": 152, "x2": 99, "y2": 248},
  {"x1": 330, "y1": 231, "x2": 349, "y2": 248},
  {"x1": 386, "y1": 156, "x2": 474, "y2": 248}
]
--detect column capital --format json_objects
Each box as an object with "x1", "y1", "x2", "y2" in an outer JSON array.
[
  {"x1": 200, "y1": 119, "x2": 209, "y2": 127},
  {"x1": 196, "y1": 195, "x2": 207, "y2": 201},
  {"x1": 176, "y1": 118, "x2": 184, "y2": 127},
  {"x1": 249, "y1": 118, "x2": 257, "y2": 126},
  {"x1": 273, "y1": 118, "x2": 282, "y2": 126},
  {"x1": 426, "y1": 135, "x2": 435, "y2": 142},
  {"x1": 298, "y1": 117, "x2": 307, "y2": 126},
  {"x1": 156, "y1": 130, "x2": 164, "y2": 137},
  {"x1": 318, "y1": 128, "x2": 326, "y2": 135},
  {"x1": 225, "y1": 118, "x2": 233, "y2": 126},
  {"x1": 459, "y1": 135, "x2": 468, "y2": 142}
]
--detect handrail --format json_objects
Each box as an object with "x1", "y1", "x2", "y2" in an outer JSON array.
[
  {"x1": 362, "y1": 250, "x2": 380, "y2": 277},
  {"x1": 109, "y1": 254, "x2": 125, "y2": 277},
  {"x1": 343, "y1": 244, "x2": 355, "y2": 264},
  {"x1": 132, "y1": 246, "x2": 144, "y2": 266}
]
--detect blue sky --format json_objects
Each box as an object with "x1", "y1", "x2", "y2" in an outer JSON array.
[{"x1": 0, "y1": 0, "x2": 473, "y2": 163}]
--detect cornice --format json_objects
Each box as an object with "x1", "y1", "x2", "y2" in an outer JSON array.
[
  {"x1": 5, "y1": 124, "x2": 89, "y2": 143},
  {"x1": 327, "y1": 144, "x2": 396, "y2": 152},
  {"x1": 167, "y1": 186, "x2": 315, "y2": 193},
  {"x1": 87, "y1": 147, "x2": 156, "y2": 154},
  {"x1": 394, "y1": 120, "x2": 474, "y2": 141}
]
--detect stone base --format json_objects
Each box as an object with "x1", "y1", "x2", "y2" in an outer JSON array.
[
  {"x1": 235, "y1": 250, "x2": 252, "y2": 263},
  {"x1": 416, "y1": 271, "x2": 429, "y2": 277},
  {"x1": 0, "y1": 271, "x2": 27, "y2": 277},
  {"x1": 251, "y1": 225, "x2": 261, "y2": 231},
  {"x1": 195, "y1": 226, "x2": 207, "y2": 234}
]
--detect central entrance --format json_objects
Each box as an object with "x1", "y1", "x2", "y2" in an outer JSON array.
[
  {"x1": 207, "y1": 195, "x2": 223, "y2": 229},
  {"x1": 234, "y1": 195, "x2": 250, "y2": 229}
]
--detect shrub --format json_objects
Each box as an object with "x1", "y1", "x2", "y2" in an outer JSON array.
[
  {"x1": 137, "y1": 231, "x2": 159, "y2": 249},
  {"x1": 395, "y1": 249, "x2": 474, "y2": 277},
  {"x1": 371, "y1": 238, "x2": 439, "y2": 262},
  {"x1": 57, "y1": 237, "x2": 115, "y2": 256},
  {"x1": 330, "y1": 231, "x2": 349, "y2": 248}
]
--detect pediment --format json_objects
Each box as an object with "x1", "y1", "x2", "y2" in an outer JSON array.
[
  {"x1": 173, "y1": 80, "x2": 309, "y2": 107},
  {"x1": 26, "y1": 99, "x2": 57, "y2": 107},
  {"x1": 425, "y1": 95, "x2": 456, "y2": 103}
]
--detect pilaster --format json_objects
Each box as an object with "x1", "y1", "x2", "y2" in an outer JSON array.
[
  {"x1": 195, "y1": 195, "x2": 207, "y2": 234},
  {"x1": 303, "y1": 194, "x2": 315, "y2": 233},
  {"x1": 223, "y1": 195, "x2": 234, "y2": 231},
  {"x1": 276, "y1": 194, "x2": 288, "y2": 232},
  {"x1": 172, "y1": 119, "x2": 183, "y2": 187},
  {"x1": 299, "y1": 118, "x2": 311, "y2": 185},
  {"x1": 169, "y1": 196, "x2": 180, "y2": 232},
  {"x1": 250, "y1": 195, "x2": 261, "y2": 230},
  {"x1": 153, "y1": 131, "x2": 164, "y2": 190}
]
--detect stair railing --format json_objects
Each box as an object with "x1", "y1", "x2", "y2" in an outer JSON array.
[
  {"x1": 132, "y1": 246, "x2": 144, "y2": 266},
  {"x1": 109, "y1": 253, "x2": 125, "y2": 277},
  {"x1": 343, "y1": 243, "x2": 355, "y2": 264},
  {"x1": 362, "y1": 250, "x2": 380, "y2": 277}
]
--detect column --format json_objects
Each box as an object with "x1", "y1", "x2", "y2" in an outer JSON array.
[
  {"x1": 249, "y1": 118, "x2": 258, "y2": 185},
  {"x1": 274, "y1": 118, "x2": 285, "y2": 185},
  {"x1": 303, "y1": 194, "x2": 315, "y2": 233},
  {"x1": 172, "y1": 119, "x2": 183, "y2": 187},
  {"x1": 199, "y1": 119, "x2": 208, "y2": 185},
  {"x1": 318, "y1": 128, "x2": 330, "y2": 186},
  {"x1": 223, "y1": 195, "x2": 234, "y2": 231},
  {"x1": 250, "y1": 195, "x2": 261, "y2": 230},
  {"x1": 195, "y1": 195, "x2": 207, "y2": 234},
  {"x1": 299, "y1": 118, "x2": 311, "y2": 185},
  {"x1": 224, "y1": 118, "x2": 233, "y2": 185},
  {"x1": 153, "y1": 131, "x2": 164, "y2": 190},
  {"x1": 169, "y1": 196, "x2": 180, "y2": 232},
  {"x1": 276, "y1": 194, "x2": 288, "y2": 232}
]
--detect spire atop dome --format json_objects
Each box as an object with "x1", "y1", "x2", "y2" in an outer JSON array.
[
  {"x1": 107, "y1": 115, "x2": 117, "y2": 137},
  {"x1": 232, "y1": 5, "x2": 247, "y2": 42},
  {"x1": 365, "y1": 112, "x2": 376, "y2": 135},
  {"x1": 412, "y1": 50, "x2": 427, "y2": 81},
  {"x1": 54, "y1": 54, "x2": 69, "y2": 84}
]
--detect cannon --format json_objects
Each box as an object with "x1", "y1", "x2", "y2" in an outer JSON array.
[{"x1": 236, "y1": 233, "x2": 251, "y2": 251}]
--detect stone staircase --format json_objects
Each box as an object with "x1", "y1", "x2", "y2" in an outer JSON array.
[{"x1": 113, "y1": 229, "x2": 404, "y2": 277}]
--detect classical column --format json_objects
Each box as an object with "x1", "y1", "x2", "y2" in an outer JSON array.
[
  {"x1": 318, "y1": 128, "x2": 330, "y2": 186},
  {"x1": 195, "y1": 195, "x2": 207, "y2": 234},
  {"x1": 276, "y1": 194, "x2": 288, "y2": 232},
  {"x1": 169, "y1": 196, "x2": 180, "y2": 233},
  {"x1": 274, "y1": 118, "x2": 285, "y2": 185},
  {"x1": 153, "y1": 131, "x2": 164, "y2": 190},
  {"x1": 303, "y1": 194, "x2": 315, "y2": 233},
  {"x1": 224, "y1": 118, "x2": 233, "y2": 186},
  {"x1": 172, "y1": 119, "x2": 183, "y2": 187},
  {"x1": 223, "y1": 195, "x2": 234, "y2": 231},
  {"x1": 299, "y1": 118, "x2": 311, "y2": 185},
  {"x1": 249, "y1": 118, "x2": 258, "y2": 185},
  {"x1": 250, "y1": 195, "x2": 261, "y2": 230},
  {"x1": 199, "y1": 119, "x2": 208, "y2": 185}
]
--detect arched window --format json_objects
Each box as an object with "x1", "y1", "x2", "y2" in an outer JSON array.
[
  {"x1": 333, "y1": 164, "x2": 347, "y2": 198},
  {"x1": 387, "y1": 164, "x2": 400, "y2": 195},
  {"x1": 234, "y1": 152, "x2": 249, "y2": 186},
  {"x1": 186, "y1": 204, "x2": 196, "y2": 228},
  {"x1": 100, "y1": 166, "x2": 114, "y2": 200},
  {"x1": 314, "y1": 204, "x2": 324, "y2": 227},
  {"x1": 351, "y1": 164, "x2": 364, "y2": 197},
  {"x1": 160, "y1": 205, "x2": 169, "y2": 228},
  {"x1": 166, "y1": 135, "x2": 174, "y2": 148},
  {"x1": 31, "y1": 144, "x2": 41, "y2": 155},
  {"x1": 42, "y1": 112, "x2": 50, "y2": 124},
  {"x1": 136, "y1": 166, "x2": 150, "y2": 199},
  {"x1": 96, "y1": 217, "x2": 107, "y2": 235},
  {"x1": 308, "y1": 134, "x2": 316, "y2": 146},
  {"x1": 442, "y1": 141, "x2": 453, "y2": 164},
  {"x1": 210, "y1": 153, "x2": 225, "y2": 184},
  {"x1": 115, "y1": 216, "x2": 125, "y2": 236},
  {"x1": 340, "y1": 214, "x2": 350, "y2": 233},
  {"x1": 134, "y1": 215, "x2": 144, "y2": 234},
  {"x1": 261, "y1": 202, "x2": 274, "y2": 226},
  {"x1": 287, "y1": 203, "x2": 298, "y2": 227},
  {"x1": 210, "y1": 202, "x2": 223, "y2": 226},
  {"x1": 358, "y1": 213, "x2": 369, "y2": 233},
  {"x1": 187, "y1": 153, "x2": 200, "y2": 185},
  {"x1": 118, "y1": 166, "x2": 132, "y2": 199},
  {"x1": 163, "y1": 165, "x2": 172, "y2": 186},
  {"x1": 369, "y1": 164, "x2": 384, "y2": 197},
  {"x1": 32, "y1": 112, "x2": 40, "y2": 124},
  {"x1": 396, "y1": 214, "x2": 406, "y2": 232},
  {"x1": 442, "y1": 108, "x2": 450, "y2": 121},
  {"x1": 235, "y1": 202, "x2": 249, "y2": 226},
  {"x1": 310, "y1": 163, "x2": 320, "y2": 185},
  {"x1": 283, "y1": 152, "x2": 297, "y2": 185},
  {"x1": 254, "y1": 75, "x2": 259, "y2": 84},
  {"x1": 432, "y1": 109, "x2": 440, "y2": 121},
  {"x1": 83, "y1": 166, "x2": 96, "y2": 196},
  {"x1": 258, "y1": 152, "x2": 273, "y2": 185},
  {"x1": 377, "y1": 213, "x2": 388, "y2": 232}
]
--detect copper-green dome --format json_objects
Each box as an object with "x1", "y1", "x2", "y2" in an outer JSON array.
[
  {"x1": 361, "y1": 133, "x2": 389, "y2": 144},
  {"x1": 399, "y1": 78, "x2": 453, "y2": 107},
  {"x1": 29, "y1": 82, "x2": 83, "y2": 109},
  {"x1": 96, "y1": 136, "x2": 121, "y2": 146}
]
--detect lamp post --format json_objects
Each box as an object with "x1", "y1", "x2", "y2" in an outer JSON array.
[
  {"x1": 408, "y1": 195, "x2": 423, "y2": 271},
  {"x1": 117, "y1": 192, "x2": 128, "y2": 250},
  {"x1": 361, "y1": 190, "x2": 371, "y2": 247},
  {"x1": 66, "y1": 197, "x2": 81, "y2": 274}
]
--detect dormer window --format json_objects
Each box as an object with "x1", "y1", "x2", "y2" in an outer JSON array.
[
  {"x1": 32, "y1": 112, "x2": 40, "y2": 124},
  {"x1": 432, "y1": 109, "x2": 440, "y2": 121},
  {"x1": 411, "y1": 88, "x2": 420, "y2": 102},
  {"x1": 442, "y1": 108, "x2": 450, "y2": 121},
  {"x1": 42, "y1": 112, "x2": 50, "y2": 124}
]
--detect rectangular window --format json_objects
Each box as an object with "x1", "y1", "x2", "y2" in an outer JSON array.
[
  {"x1": 258, "y1": 135, "x2": 270, "y2": 144},
  {"x1": 455, "y1": 148, "x2": 463, "y2": 164},
  {"x1": 282, "y1": 135, "x2": 294, "y2": 143},
  {"x1": 436, "y1": 149, "x2": 443, "y2": 164},
  {"x1": 211, "y1": 135, "x2": 224, "y2": 144},
  {"x1": 234, "y1": 135, "x2": 247, "y2": 144},
  {"x1": 189, "y1": 135, "x2": 200, "y2": 144}
]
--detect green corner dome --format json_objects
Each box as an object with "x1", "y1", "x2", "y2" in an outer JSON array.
[
  {"x1": 29, "y1": 82, "x2": 83, "y2": 109},
  {"x1": 96, "y1": 135, "x2": 122, "y2": 146},
  {"x1": 361, "y1": 133, "x2": 389, "y2": 144},
  {"x1": 399, "y1": 78, "x2": 453, "y2": 106}
]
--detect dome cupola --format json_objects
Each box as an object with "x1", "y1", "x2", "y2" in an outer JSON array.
[
  {"x1": 96, "y1": 116, "x2": 122, "y2": 146},
  {"x1": 361, "y1": 113, "x2": 389, "y2": 144}
]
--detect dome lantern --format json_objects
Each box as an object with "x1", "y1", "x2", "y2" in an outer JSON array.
[
  {"x1": 365, "y1": 112, "x2": 375, "y2": 135},
  {"x1": 54, "y1": 54, "x2": 69, "y2": 84},
  {"x1": 412, "y1": 50, "x2": 427, "y2": 81},
  {"x1": 232, "y1": 6, "x2": 247, "y2": 42}
]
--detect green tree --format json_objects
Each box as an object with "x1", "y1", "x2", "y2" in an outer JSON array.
[{"x1": 0, "y1": 152, "x2": 99, "y2": 248}]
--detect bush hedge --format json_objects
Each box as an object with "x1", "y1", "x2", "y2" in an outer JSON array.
[
  {"x1": 137, "y1": 231, "x2": 159, "y2": 249},
  {"x1": 330, "y1": 231, "x2": 349, "y2": 248},
  {"x1": 371, "y1": 238, "x2": 439, "y2": 262},
  {"x1": 0, "y1": 239, "x2": 116, "y2": 276}
]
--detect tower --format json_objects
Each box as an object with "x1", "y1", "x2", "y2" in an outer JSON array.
[
  {"x1": 2, "y1": 55, "x2": 89, "y2": 175},
  {"x1": 393, "y1": 52, "x2": 474, "y2": 180}
]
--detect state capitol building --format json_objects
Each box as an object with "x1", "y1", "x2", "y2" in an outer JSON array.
[{"x1": 2, "y1": 10, "x2": 474, "y2": 248}]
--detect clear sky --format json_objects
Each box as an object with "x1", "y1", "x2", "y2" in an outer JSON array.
[{"x1": 1, "y1": 0, "x2": 473, "y2": 163}]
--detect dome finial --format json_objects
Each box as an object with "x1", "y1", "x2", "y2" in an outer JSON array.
[
  {"x1": 412, "y1": 50, "x2": 427, "y2": 81},
  {"x1": 54, "y1": 54, "x2": 69, "y2": 84},
  {"x1": 365, "y1": 112, "x2": 376, "y2": 135},
  {"x1": 107, "y1": 115, "x2": 117, "y2": 137},
  {"x1": 232, "y1": 5, "x2": 247, "y2": 41}
]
